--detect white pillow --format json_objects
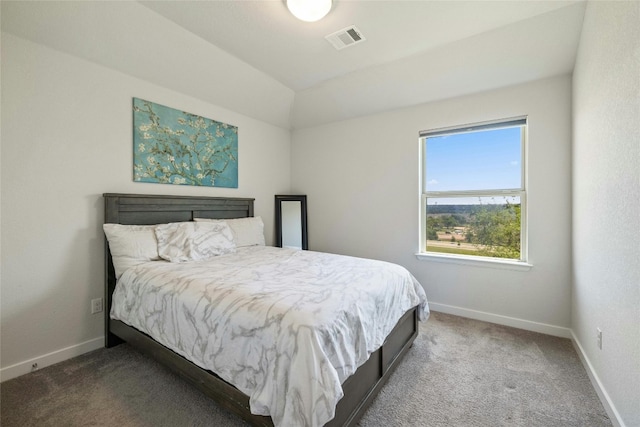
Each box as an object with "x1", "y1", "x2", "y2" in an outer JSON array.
[
  {"x1": 194, "y1": 216, "x2": 265, "y2": 247},
  {"x1": 103, "y1": 224, "x2": 161, "y2": 280},
  {"x1": 155, "y1": 221, "x2": 236, "y2": 263}
]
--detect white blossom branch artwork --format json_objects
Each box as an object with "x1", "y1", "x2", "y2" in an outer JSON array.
[{"x1": 133, "y1": 98, "x2": 238, "y2": 188}]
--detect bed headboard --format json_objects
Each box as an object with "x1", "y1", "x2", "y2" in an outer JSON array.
[
  {"x1": 103, "y1": 193, "x2": 255, "y2": 346},
  {"x1": 104, "y1": 193, "x2": 254, "y2": 225}
]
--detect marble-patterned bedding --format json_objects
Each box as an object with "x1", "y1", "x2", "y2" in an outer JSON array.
[{"x1": 111, "y1": 246, "x2": 428, "y2": 427}]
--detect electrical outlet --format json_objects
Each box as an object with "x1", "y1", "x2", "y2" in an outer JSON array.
[
  {"x1": 91, "y1": 298, "x2": 103, "y2": 314},
  {"x1": 597, "y1": 328, "x2": 602, "y2": 350}
]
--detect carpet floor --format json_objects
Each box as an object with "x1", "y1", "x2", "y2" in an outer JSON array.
[{"x1": 1, "y1": 312, "x2": 611, "y2": 426}]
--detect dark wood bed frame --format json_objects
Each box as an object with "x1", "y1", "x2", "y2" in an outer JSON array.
[{"x1": 104, "y1": 193, "x2": 419, "y2": 427}]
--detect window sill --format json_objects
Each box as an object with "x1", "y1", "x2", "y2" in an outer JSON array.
[{"x1": 415, "y1": 252, "x2": 533, "y2": 271}]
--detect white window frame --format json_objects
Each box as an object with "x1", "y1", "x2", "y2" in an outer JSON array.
[{"x1": 416, "y1": 117, "x2": 532, "y2": 270}]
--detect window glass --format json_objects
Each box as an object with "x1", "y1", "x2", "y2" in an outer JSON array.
[
  {"x1": 420, "y1": 119, "x2": 526, "y2": 261},
  {"x1": 425, "y1": 127, "x2": 521, "y2": 192}
]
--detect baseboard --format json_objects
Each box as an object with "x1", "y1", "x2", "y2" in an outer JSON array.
[
  {"x1": 571, "y1": 331, "x2": 625, "y2": 427},
  {"x1": 0, "y1": 336, "x2": 104, "y2": 383},
  {"x1": 428, "y1": 302, "x2": 572, "y2": 338}
]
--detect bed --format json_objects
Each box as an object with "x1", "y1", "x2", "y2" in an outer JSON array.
[{"x1": 103, "y1": 193, "x2": 427, "y2": 427}]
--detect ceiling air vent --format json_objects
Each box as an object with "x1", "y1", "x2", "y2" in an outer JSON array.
[{"x1": 325, "y1": 26, "x2": 366, "y2": 50}]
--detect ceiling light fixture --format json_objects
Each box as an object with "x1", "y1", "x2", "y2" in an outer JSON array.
[{"x1": 286, "y1": 0, "x2": 332, "y2": 22}]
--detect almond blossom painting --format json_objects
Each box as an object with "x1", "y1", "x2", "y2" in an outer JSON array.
[{"x1": 133, "y1": 98, "x2": 238, "y2": 188}]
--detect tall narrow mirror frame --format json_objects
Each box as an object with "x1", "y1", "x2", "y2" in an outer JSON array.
[{"x1": 275, "y1": 195, "x2": 308, "y2": 250}]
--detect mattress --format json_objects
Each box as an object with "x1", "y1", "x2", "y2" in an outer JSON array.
[{"x1": 111, "y1": 246, "x2": 428, "y2": 427}]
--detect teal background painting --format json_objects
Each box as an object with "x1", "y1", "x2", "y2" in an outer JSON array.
[{"x1": 133, "y1": 98, "x2": 238, "y2": 188}]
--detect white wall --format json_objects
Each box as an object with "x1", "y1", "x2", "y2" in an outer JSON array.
[
  {"x1": 571, "y1": 2, "x2": 640, "y2": 426},
  {"x1": 292, "y1": 75, "x2": 573, "y2": 335},
  {"x1": 0, "y1": 33, "x2": 291, "y2": 379},
  {"x1": 1, "y1": 1, "x2": 294, "y2": 129}
]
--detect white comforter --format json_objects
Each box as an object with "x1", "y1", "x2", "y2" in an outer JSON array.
[{"x1": 111, "y1": 246, "x2": 428, "y2": 427}]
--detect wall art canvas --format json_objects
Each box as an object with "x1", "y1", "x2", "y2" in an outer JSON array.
[{"x1": 133, "y1": 98, "x2": 238, "y2": 188}]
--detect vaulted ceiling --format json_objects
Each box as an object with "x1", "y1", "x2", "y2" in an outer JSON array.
[{"x1": 2, "y1": 1, "x2": 586, "y2": 129}]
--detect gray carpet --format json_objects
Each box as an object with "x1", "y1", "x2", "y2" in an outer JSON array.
[{"x1": 1, "y1": 312, "x2": 611, "y2": 427}]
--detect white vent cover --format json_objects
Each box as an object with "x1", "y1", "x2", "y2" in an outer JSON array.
[{"x1": 325, "y1": 26, "x2": 366, "y2": 50}]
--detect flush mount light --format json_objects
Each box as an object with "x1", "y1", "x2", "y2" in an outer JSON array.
[{"x1": 287, "y1": 0, "x2": 332, "y2": 22}]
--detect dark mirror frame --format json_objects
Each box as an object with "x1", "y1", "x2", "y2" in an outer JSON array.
[{"x1": 275, "y1": 195, "x2": 308, "y2": 250}]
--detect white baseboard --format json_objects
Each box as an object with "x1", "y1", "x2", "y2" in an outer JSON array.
[
  {"x1": 571, "y1": 331, "x2": 625, "y2": 427},
  {"x1": 0, "y1": 336, "x2": 104, "y2": 383},
  {"x1": 428, "y1": 302, "x2": 572, "y2": 338}
]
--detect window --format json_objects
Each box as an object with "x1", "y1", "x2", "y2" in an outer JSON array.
[{"x1": 419, "y1": 117, "x2": 527, "y2": 263}]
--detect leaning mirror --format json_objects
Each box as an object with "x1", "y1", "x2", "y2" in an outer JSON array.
[{"x1": 275, "y1": 195, "x2": 308, "y2": 250}]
